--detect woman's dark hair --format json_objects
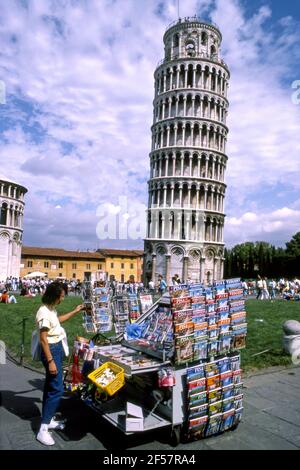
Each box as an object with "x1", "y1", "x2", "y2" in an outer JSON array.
[{"x1": 42, "y1": 282, "x2": 64, "y2": 305}]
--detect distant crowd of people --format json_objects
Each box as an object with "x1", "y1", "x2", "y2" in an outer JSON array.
[
  {"x1": 241, "y1": 276, "x2": 300, "y2": 300},
  {"x1": 0, "y1": 276, "x2": 84, "y2": 303},
  {"x1": 1, "y1": 275, "x2": 300, "y2": 304}
]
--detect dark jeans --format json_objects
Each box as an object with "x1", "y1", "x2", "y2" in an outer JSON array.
[{"x1": 41, "y1": 341, "x2": 64, "y2": 425}]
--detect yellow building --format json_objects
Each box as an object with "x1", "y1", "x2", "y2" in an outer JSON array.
[
  {"x1": 21, "y1": 247, "x2": 105, "y2": 281},
  {"x1": 97, "y1": 249, "x2": 144, "y2": 283},
  {"x1": 20, "y1": 246, "x2": 144, "y2": 282}
]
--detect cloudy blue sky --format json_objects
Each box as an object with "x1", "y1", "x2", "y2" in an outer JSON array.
[{"x1": 1, "y1": 0, "x2": 300, "y2": 250}]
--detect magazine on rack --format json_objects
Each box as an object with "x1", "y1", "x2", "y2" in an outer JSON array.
[
  {"x1": 188, "y1": 377, "x2": 206, "y2": 394},
  {"x1": 205, "y1": 361, "x2": 219, "y2": 377},
  {"x1": 208, "y1": 387, "x2": 222, "y2": 403},
  {"x1": 222, "y1": 384, "x2": 234, "y2": 400},
  {"x1": 189, "y1": 391, "x2": 207, "y2": 406},
  {"x1": 205, "y1": 413, "x2": 222, "y2": 437},
  {"x1": 169, "y1": 284, "x2": 190, "y2": 298},
  {"x1": 208, "y1": 400, "x2": 223, "y2": 416},
  {"x1": 173, "y1": 308, "x2": 193, "y2": 324},
  {"x1": 232, "y1": 334, "x2": 247, "y2": 350},
  {"x1": 175, "y1": 335, "x2": 194, "y2": 364},
  {"x1": 206, "y1": 374, "x2": 221, "y2": 391},
  {"x1": 193, "y1": 340, "x2": 208, "y2": 361},
  {"x1": 194, "y1": 322, "x2": 208, "y2": 339},
  {"x1": 220, "y1": 408, "x2": 235, "y2": 432},
  {"x1": 188, "y1": 415, "x2": 208, "y2": 438},
  {"x1": 187, "y1": 365, "x2": 205, "y2": 381},
  {"x1": 189, "y1": 403, "x2": 208, "y2": 419},
  {"x1": 171, "y1": 297, "x2": 191, "y2": 311},
  {"x1": 222, "y1": 396, "x2": 235, "y2": 412},
  {"x1": 174, "y1": 321, "x2": 194, "y2": 337}
]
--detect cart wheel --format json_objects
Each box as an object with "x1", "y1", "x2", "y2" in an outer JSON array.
[{"x1": 170, "y1": 426, "x2": 181, "y2": 447}]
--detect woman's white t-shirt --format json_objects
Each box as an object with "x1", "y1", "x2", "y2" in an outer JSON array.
[{"x1": 36, "y1": 305, "x2": 65, "y2": 344}]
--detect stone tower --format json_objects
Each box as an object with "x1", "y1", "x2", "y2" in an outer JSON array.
[
  {"x1": 0, "y1": 175, "x2": 27, "y2": 280},
  {"x1": 143, "y1": 17, "x2": 230, "y2": 285}
]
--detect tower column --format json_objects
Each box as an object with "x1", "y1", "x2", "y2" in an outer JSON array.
[
  {"x1": 151, "y1": 254, "x2": 157, "y2": 282},
  {"x1": 174, "y1": 124, "x2": 178, "y2": 144},
  {"x1": 183, "y1": 256, "x2": 189, "y2": 282},
  {"x1": 176, "y1": 67, "x2": 180, "y2": 88},
  {"x1": 172, "y1": 155, "x2": 176, "y2": 175},
  {"x1": 189, "y1": 155, "x2": 193, "y2": 176},
  {"x1": 165, "y1": 254, "x2": 171, "y2": 285},
  {"x1": 171, "y1": 183, "x2": 175, "y2": 207},
  {"x1": 167, "y1": 126, "x2": 170, "y2": 147}
]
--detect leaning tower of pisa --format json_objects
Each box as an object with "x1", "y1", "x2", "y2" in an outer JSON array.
[{"x1": 143, "y1": 17, "x2": 230, "y2": 285}]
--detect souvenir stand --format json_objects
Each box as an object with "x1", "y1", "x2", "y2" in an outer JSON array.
[{"x1": 64, "y1": 279, "x2": 247, "y2": 445}]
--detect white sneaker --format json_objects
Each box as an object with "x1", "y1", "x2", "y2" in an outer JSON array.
[
  {"x1": 36, "y1": 429, "x2": 55, "y2": 446},
  {"x1": 48, "y1": 418, "x2": 66, "y2": 431}
]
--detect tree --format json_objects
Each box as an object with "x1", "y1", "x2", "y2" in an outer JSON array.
[{"x1": 286, "y1": 232, "x2": 300, "y2": 257}]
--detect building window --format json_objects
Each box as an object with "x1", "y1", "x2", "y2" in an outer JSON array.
[
  {"x1": 27, "y1": 261, "x2": 33, "y2": 268},
  {"x1": 59, "y1": 273, "x2": 63, "y2": 277},
  {"x1": 98, "y1": 264, "x2": 102, "y2": 270},
  {"x1": 0, "y1": 203, "x2": 8, "y2": 225},
  {"x1": 72, "y1": 273, "x2": 76, "y2": 278},
  {"x1": 121, "y1": 274, "x2": 125, "y2": 282},
  {"x1": 121, "y1": 263, "x2": 124, "y2": 269},
  {"x1": 86, "y1": 264, "x2": 91, "y2": 270},
  {"x1": 111, "y1": 263, "x2": 114, "y2": 269},
  {"x1": 130, "y1": 263, "x2": 134, "y2": 269},
  {"x1": 72, "y1": 263, "x2": 77, "y2": 270},
  {"x1": 58, "y1": 262, "x2": 63, "y2": 269},
  {"x1": 44, "y1": 261, "x2": 49, "y2": 268}
]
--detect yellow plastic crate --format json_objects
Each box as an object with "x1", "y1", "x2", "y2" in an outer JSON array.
[{"x1": 88, "y1": 361, "x2": 125, "y2": 396}]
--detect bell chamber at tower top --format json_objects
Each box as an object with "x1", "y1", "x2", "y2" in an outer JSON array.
[{"x1": 158, "y1": 17, "x2": 229, "y2": 71}]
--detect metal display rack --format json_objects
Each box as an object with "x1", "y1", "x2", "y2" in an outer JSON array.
[{"x1": 65, "y1": 280, "x2": 246, "y2": 446}]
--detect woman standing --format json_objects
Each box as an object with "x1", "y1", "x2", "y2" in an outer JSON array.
[{"x1": 36, "y1": 282, "x2": 84, "y2": 446}]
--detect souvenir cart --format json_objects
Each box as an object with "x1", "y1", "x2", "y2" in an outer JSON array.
[{"x1": 64, "y1": 279, "x2": 247, "y2": 446}]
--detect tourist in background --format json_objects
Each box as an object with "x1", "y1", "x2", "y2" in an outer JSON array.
[
  {"x1": 256, "y1": 275, "x2": 263, "y2": 299},
  {"x1": 158, "y1": 275, "x2": 167, "y2": 295}
]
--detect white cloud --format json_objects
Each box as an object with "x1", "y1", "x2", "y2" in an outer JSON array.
[
  {"x1": 225, "y1": 205, "x2": 300, "y2": 246},
  {"x1": 0, "y1": 0, "x2": 299, "y2": 249}
]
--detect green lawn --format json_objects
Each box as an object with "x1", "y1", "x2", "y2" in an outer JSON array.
[
  {"x1": 241, "y1": 298, "x2": 300, "y2": 371},
  {"x1": 0, "y1": 296, "x2": 299, "y2": 372},
  {"x1": 0, "y1": 295, "x2": 95, "y2": 369}
]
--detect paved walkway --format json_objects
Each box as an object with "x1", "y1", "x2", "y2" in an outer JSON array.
[{"x1": 1, "y1": 356, "x2": 300, "y2": 450}]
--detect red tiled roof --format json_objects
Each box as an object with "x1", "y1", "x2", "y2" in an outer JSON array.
[
  {"x1": 97, "y1": 249, "x2": 144, "y2": 258},
  {"x1": 22, "y1": 246, "x2": 105, "y2": 260}
]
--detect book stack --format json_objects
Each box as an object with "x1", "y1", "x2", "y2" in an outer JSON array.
[{"x1": 186, "y1": 354, "x2": 244, "y2": 441}]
